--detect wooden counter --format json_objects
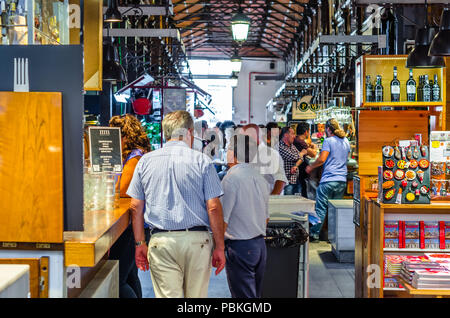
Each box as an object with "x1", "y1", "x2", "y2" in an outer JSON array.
[{"x1": 63, "y1": 199, "x2": 131, "y2": 267}]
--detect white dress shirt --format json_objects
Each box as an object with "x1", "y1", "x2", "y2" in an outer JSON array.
[{"x1": 221, "y1": 163, "x2": 271, "y2": 240}]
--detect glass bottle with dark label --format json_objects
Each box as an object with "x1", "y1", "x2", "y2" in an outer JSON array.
[
  {"x1": 365, "y1": 75, "x2": 373, "y2": 102},
  {"x1": 422, "y1": 75, "x2": 431, "y2": 102},
  {"x1": 432, "y1": 74, "x2": 440, "y2": 102},
  {"x1": 417, "y1": 76, "x2": 423, "y2": 101},
  {"x1": 375, "y1": 75, "x2": 384, "y2": 102},
  {"x1": 390, "y1": 66, "x2": 401, "y2": 102},
  {"x1": 406, "y1": 68, "x2": 416, "y2": 102}
]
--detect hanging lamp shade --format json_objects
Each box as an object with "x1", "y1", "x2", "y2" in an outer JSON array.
[
  {"x1": 230, "y1": 72, "x2": 238, "y2": 87},
  {"x1": 230, "y1": 52, "x2": 242, "y2": 73},
  {"x1": 104, "y1": 0, "x2": 122, "y2": 23},
  {"x1": 428, "y1": 7, "x2": 450, "y2": 56},
  {"x1": 103, "y1": 39, "x2": 127, "y2": 83},
  {"x1": 231, "y1": 11, "x2": 251, "y2": 42},
  {"x1": 406, "y1": 27, "x2": 445, "y2": 68}
]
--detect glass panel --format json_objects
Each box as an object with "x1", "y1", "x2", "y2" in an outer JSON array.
[{"x1": 0, "y1": 0, "x2": 71, "y2": 45}]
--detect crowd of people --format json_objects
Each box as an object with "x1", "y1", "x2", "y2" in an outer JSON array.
[{"x1": 107, "y1": 110, "x2": 350, "y2": 298}]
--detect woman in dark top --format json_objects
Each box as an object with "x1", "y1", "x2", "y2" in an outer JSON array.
[{"x1": 108, "y1": 114, "x2": 151, "y2": 298}]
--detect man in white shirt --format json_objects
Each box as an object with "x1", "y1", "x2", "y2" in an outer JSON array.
[
  {"x1": 242, "y1": 124, "x2": 288, "y2": 195},
  {"x1": 221, "y1": 134, "x2": 271, "y2": 298}
]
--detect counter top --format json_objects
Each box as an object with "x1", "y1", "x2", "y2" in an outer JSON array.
[
  {"x1": 328, "y1": 200, "x2": 354, "y2": 209},
  {"x1": 63, "y1": 199, "x2": 131, "y2": 267},
  {"x1": 0, "y1": 265, "x2": 29, "y2": 296}
]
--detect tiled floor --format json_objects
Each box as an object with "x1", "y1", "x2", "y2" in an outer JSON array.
[{"x1": 138, "y1": 241, "x2": 354, "y2": 298}]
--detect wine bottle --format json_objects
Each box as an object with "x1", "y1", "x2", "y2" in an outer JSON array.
[
  {"x1": 432, "y1": 74, "x2": 440, "y2": 102},
  {"x1": 406, "y1": 68, "x2": 416, "y2": 102},
  {"x1": 365, "y1": 75, "x2": 373, "y2": 102},
  {"x1": 417, "y1": 76, "x2": 423, "y2": 102},
  {"x1": 390, "y1": 66, "x2": 401, "y2": 102},
  {"x1": 422, "y1": 75, "x2": 431, "y2": 102},
  {"x1": 374, "y1": 75, "x2": 384, "y2": 102}
]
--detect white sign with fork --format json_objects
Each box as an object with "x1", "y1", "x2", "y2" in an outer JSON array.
[{"x1": 13, "y1": 58, "x2": 29, "y2": 92}]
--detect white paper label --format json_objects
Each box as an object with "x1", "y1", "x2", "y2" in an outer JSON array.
[
  {"x1": 407, "y1": 86, "x2": 416, "y2": 94},
  {"x1": 391, "y1": 86, "x2": 400, "y2": 94}
]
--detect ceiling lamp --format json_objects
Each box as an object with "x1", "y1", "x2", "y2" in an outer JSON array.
[
  {"x1": 428, "y1": 7, "x2": 450, "y2": 56},
  {"x1": 104, "y1": 0, "x2": 122, "y2": 23},
  {"x1": 103, "y1": 39, "x2": 127, "y2": 83},
  {"x1": 230, "y1": 72, "x2": 239, "y2": 87},
  {"x1": 230, "y1": 52, "x2": 242, "y2": 73},
  {"x1": 231, "y1": 10, "x2": 251, "y2": 43},
  {"x1": 406, "y1": 27, "x2": 445, "y2": 68}
]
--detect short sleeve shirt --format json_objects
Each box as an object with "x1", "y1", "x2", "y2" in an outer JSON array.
[{"x1": 127, "y1": 141, "x2": 224, "y2": 230}]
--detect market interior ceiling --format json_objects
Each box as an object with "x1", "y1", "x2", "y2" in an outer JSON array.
[{"x1": 173, "y1": 0, "x2": 313, "y2": 59}]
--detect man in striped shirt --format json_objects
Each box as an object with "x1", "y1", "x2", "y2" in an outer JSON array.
[{"x1": 126, "y1": 110, "x2": 226, "y2": 298}]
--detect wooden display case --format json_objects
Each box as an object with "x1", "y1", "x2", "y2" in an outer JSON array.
[
  {"x1": 368, "y1": 201, "x2": 450, "y2": 298},
  {"x1": 355, "y1": 55, "x2": 447, "y2": 131}
]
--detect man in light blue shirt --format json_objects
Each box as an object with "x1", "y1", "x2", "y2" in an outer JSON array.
[
  {"x1": 221, "y1": 134, "x2": 271, "y2": 298},
  {"x1": 126, "y1": 110, "x2": 226, "y2": 298},
  {"x1": 306, "y1": 118, "x2": 350, "y2": 241}
]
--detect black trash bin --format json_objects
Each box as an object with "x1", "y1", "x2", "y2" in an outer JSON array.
[{"x1": 261, "y1": 218, "x2": 309, "y2": 298}]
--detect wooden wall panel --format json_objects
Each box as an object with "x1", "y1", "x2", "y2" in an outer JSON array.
[
  {"x1": 0, "y1": 92, "x2": 64, "y2": 243},
  {"x1": 358, "y1": 110, "x2": 429, "y2": 176}
]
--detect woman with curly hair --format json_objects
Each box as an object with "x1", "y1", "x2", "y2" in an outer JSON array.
[{"x1": 108, "y1": 114, "x2": 151, "y2": 298}]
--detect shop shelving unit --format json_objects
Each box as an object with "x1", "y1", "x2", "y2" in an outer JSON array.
[
  {"x1": 354, "y1": 55, "x2": 450, "y2": 298},
  {"x1": 369, "y1": 201, "x2": 450, "y2": 298}
]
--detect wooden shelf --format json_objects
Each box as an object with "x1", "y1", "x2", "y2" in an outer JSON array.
[
  {"x1": 63, "y1": 198, "x2": 131, "y2": 267},
  {"x1": 398, "y1": 277, "x2": 450, "y2": 297},
  {"x1": 360, "y1": 102, "x2": 444, "y2": 107},
  {"x1": 384, "y1": 248, "x2": 450, "y2": 253},
  {"x1": 375, "y1": 201, "x2": 450, "y2": 212}
]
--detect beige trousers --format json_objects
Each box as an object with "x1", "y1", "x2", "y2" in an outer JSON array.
[{"x1": 147, "y1": 230, "x2": 213, "y2": 298}]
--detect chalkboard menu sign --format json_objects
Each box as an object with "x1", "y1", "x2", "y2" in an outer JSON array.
[
  {"x1": 163, "y1": 88, "x2": 186, "y2": 114},
  {"x1": 88, "y1": 127, "x2": 123, "y2": 173}
]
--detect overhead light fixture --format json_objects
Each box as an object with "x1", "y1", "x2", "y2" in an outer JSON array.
[
  {"x1": 230, "y1": 71, "x2": 239, "y2": 87},
  {"x1": 428, "y1": 7, "x2": 450, "y2": 56},
  {"x1": 406, "y1": 27, "x2": 445, "y2": 68},
  {"x1": 231, "y1": 9, "x2": 251, "y2": 43},
  {"x1": 103, "y1": 38, "x2": 127, "y2": 83},
  {"x1": 104, "y1": 0, "x2": 122, "y2": 23},
  {"x1": 230, "y1": 52, "x2": 242, "y2": 73}
]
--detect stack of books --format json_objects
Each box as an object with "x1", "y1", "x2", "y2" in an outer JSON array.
[
  {"x1": 412, "y1": 269, "x2": 450, "y2": 289},
  {"x1": 385, "y1": 255, "x2": 431, "y2": 276},
  {"x1": 400, "y1": 262, "x2": 443, "y2": 284}
]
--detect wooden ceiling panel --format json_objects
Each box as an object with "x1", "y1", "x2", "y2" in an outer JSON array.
[{"x1": 173, "y1": 0, "x2": 311, "y2": 59}]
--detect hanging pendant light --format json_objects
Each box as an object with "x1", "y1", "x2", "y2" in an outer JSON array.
[
  {"x1": 406, "y1": 27, "x2": 445, "y2": 68},
  {"x1": 428, "y1": 7, "x2": 450, "y2": 56},
  {"x1": 103, "y1": 38, "x2": 127, "y2": 83},
  {"x1": 231, "y1": 9, "x2": 251, "y2": 43},
  {"x1": 406, "y1": 0, "x2": 445, "y2": 68},
  {"x1": 104, "y1": 0, "x2": 122, "y2": 23},
  {"x1": 230, "y1": 72, "x2": 239, "y2": 87},
  {"x1": 230, "y1": 51, "x2": 242, "y2": 73}
]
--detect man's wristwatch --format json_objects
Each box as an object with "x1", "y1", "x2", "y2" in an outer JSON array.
[{"x1": 135, "y1": 240, "x2": 146, "y2": 247}]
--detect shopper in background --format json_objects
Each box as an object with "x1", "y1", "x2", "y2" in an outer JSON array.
[
  {"x1": 294, "y1": 122, "x2": 318, "y2": 198},
  {"x1": 265, "y1": 122, "x2": 281, "y2": 150},
  {"x1": 243, "y1": 124, "x2": 288, "y2": 195},
  {"x1": 278, "y1": 126, "x2": 308, "y2": 195},
  {"x1": 306, "y1": 118, "x2": 350, "y2": 242},
  {"x1": 108, "y1": 114, "x2": 152, "y2": 298},
  {"x1": 127, "y1": 110, "x2": 226, "y2": 298},
  {"x1": 217, "y1": 120, "x2": 237, "y2": 179},
  {"x1": 221, "y1": 134, "x2": 271, "y2": 298}
]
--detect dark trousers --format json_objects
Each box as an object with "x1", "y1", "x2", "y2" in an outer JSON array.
[
  {"x1": 109, "y1": 224, "x2": 142, "y2": 298},
  {"x1": 225, "y1": 236, "x2": 267, "y2": 298}
]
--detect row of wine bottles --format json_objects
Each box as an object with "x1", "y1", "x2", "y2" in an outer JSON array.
[{"x1": 365, "y1": 67, "x2": 441, "y2": 103}]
